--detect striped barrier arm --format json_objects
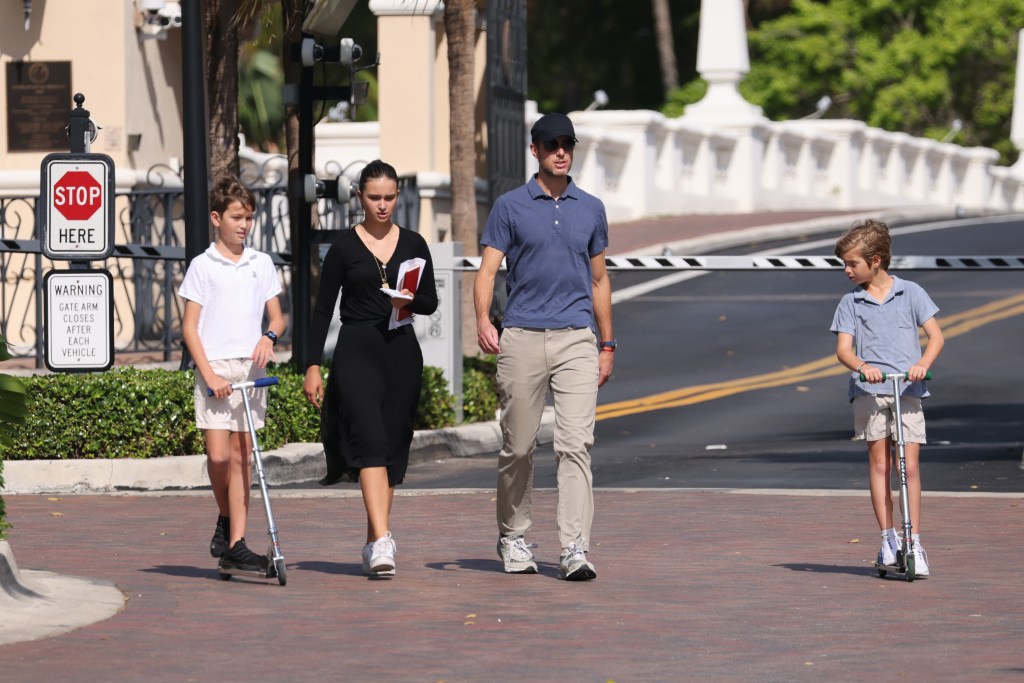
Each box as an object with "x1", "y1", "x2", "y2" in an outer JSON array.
[
  {"x1": 453, "y1": 255, "x2": 1024, "y2": 271},
  {"x1": 0, "y1": 239, "x2": 1018, "y2": 271}
]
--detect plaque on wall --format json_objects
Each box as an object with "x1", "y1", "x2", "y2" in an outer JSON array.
[{"x1": 6, "y1": 61, "x2": 72, "y2": 152}]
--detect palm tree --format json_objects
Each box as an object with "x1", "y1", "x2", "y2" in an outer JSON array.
[
  {"x1": 652, "y1": 0, "x2": 679, "y2": 97},
  {"x1": 444, "y1": 0, "x2": 481, "y2": 357}
]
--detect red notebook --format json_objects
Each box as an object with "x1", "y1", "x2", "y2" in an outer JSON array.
[
  {"x1": 395, "y1": 265, "x2": 421, "y2": 321},
  {"x1": 388, "y1": 257, "x2": 426, "y2": 329}
]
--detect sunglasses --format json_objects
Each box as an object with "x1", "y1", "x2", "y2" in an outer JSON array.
[{"x1": 540, "y1": 138, "x2": 577, "y2": 152}]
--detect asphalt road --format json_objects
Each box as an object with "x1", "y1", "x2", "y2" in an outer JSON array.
[{"x1": 400, "y1": 215, "x2": 1024, "y2": 493}]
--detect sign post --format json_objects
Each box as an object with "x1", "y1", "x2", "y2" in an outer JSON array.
[{"x1": 39, "y1": 93, "x2": 117, "y2": 372}]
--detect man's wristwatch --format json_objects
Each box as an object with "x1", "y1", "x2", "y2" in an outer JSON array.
[
  {"x1": 263, "y1": 330, "x2": 279, "y2": 345},
  {"x1": 598, "y1": 339, "x2": 617, "y2": 352}
]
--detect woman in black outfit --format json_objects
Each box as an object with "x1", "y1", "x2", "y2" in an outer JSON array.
[{"x1": 303, "y1": 160, "x2": 437, "y2": 577}]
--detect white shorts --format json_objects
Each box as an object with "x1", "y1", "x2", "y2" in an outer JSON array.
[
  {"x1": 193, "y1": 358, "x2": 266, "y2": 432},
  {"x1": 852, "y1": 394, "x2": 926, "y2": 444}
]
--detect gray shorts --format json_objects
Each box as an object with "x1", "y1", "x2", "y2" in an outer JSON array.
[
  {"x1": 193, "y1": 358, "x2": 266, "y2": 431},
  {"x1": 852, "y1": 394, "x2": 926, "y2": 443}
]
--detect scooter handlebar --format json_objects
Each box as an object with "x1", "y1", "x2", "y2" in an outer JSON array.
[
  {"x1": 858, "y1": 371, "x2": 933, "y2": 382},
  {"x1": 207, "y1": 375, "x2": 280, "y2": 396}
]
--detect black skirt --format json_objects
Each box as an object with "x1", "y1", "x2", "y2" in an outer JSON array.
[{"x1": 320, "y1": 321, "x2": 423, "y2": 488}]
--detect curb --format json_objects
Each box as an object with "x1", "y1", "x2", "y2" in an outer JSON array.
[
  {"x1": 615, "y1": 207, "x2": 995, "y2": 257},
  {"x1": 0, "y1": 408, "x2": 554, "y2": 495}
]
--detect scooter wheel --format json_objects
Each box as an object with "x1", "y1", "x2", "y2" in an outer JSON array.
[
  {"x1": 905, "y1": 556, "x2": 916, "y2": 582},
  {"x1": 877, "y1": 568, "x2": 887, "y2": 578},
  {"x1": 218, "y1": 571, "x2": 231, "y2": 581},
  {"x1": 275, "y1": 559, "x2": 287, "y2": 586}
]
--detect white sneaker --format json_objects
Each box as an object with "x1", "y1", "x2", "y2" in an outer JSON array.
[
  {"x1": 877, "y1": 537, "x2": 897, "y2": 566},
  {"x1": 496, "y1": 536, "x2": 538, "y2": 574},
  {"x1": 558, "y1": 542, "x2": 596, "y2": 581},
  {"x1": 911, "y1": 540, "x2": 929, "y2": 577},
  {"x1": 362, "y1": 532, "x2": 396, "y2": 576}
]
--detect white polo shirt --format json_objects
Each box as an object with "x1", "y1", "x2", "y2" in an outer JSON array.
[{"x1": 178, "y1": 243, "x2": 282, "y2": 361}]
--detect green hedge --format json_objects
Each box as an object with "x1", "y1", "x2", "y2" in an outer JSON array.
[
  {"x1": 463, "y1": 355, "x2": 499, "y2": 424},
  {"x1": 4, "y1": 357, "x2": 499, "y2": 461}
]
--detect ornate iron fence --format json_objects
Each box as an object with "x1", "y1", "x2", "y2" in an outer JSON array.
[{"x1": 0, "y1": 162, "x2": 362, "y2": 367}]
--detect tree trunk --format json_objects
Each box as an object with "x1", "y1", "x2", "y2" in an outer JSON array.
[
  {"x1": 652, "y1": 0, "x2": 678, "y2": 97},
  {"x1": 205, "y1": 0, "x2": 241, "y2": 179},
  {"x1": 444, "y1": 0, "x2": 480, "y2": 359}
]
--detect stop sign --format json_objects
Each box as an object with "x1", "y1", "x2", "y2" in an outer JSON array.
[
  {"x1": 40, "y1": 153, "x2": 115, "y2": 261},
  {"x1": 53, "y1": 170, "x2": 103, "y2": 221}
]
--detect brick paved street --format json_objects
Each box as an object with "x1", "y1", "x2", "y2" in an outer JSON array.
[{"x1": 3, "y1": 489, "x2": 1022, "y2": 682}]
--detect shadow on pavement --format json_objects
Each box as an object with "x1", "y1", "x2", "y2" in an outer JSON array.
[
  {"x1": 139, "y1": 565, "x2": 220, "y2": 580},
  {"x1": 774, "y1": 563, "x2": 875, "y2": 577},
  {"x1": 290, "y1": 560, "x2": 363, "y2": 577}
]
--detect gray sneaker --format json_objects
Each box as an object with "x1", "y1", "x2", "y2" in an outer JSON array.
[
  {"x1": 497, "y1": 536, "x2": 538, "y2": 574},
  {"x1": 558, "y1": 542, "x2": 596, "y2": 581}
]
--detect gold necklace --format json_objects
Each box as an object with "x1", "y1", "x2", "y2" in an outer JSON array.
[
  {"x1": 359, "y1": 224, "x2": 391, "y2": 289},
  {"x1": 374, "y1": 257, "x2": 388, "y2": 289}
]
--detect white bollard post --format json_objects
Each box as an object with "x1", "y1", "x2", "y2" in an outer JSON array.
[{"x1": 414, "y1": 241, "x2": 463, "y2": 421}]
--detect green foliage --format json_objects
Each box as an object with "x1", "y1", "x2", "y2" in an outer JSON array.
[
  {"x1": 0, "y1": 335, "x2": 28, "y2": 539},
  {"x1": 462, "y1": 355, "x2": 498, "y2": 424},
  {"x1": 1, "y1": 357, "x2": 496, "y2": 464},
  {"x1": 415, "y1": 365, "x2": 457, "y2": 431},
  {"x1": 239, "y1": 47, "x2": 286, "y2": 151},
  {"x1": 6, "y1": 368, "x2": 205, "y2": 460},
  {"x1": 661, "y1": 79, "x2": 708, "y2": 118},
  {"x1": 741, "y1": 0, "x2": 1024, "y2": 164},
  {"x1": 257, "y1": 366, "x2": 323, "y2": 447},
  {"x1": 4, "y1": 365, "x2": 321, "y2": 460}
]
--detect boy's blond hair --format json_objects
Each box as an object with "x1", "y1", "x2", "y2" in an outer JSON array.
[{"x1": 834, "y1": 219, "x2": 892, "y2": 270}]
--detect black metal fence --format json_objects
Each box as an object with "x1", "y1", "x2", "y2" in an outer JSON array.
[{"x1": 0, "y1": 159, "x2": 366, "y2": 367}]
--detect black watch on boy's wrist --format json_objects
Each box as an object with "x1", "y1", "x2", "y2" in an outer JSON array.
[{"x1": 263, "y1": 330, "x2": 278, "y2": 345}]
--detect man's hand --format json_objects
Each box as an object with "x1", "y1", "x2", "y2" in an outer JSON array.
[
  {"x1": 598, "y1": 350, "x2": 614, "y2": 387},
  {"x1": 478, "y1": 320, "x2": 501, "y2": 355}
]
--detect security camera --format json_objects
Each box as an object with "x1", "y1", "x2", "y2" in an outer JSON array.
[
  {"x1": 137, "y1": 0, "x2": 180, "y2": 40},
  {"x1": 156, "y1": 3, "x2": 182, "y2": 29}
]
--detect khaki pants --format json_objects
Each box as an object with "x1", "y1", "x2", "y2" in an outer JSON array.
[{"x1": 496, "y1": 327, "x2": 598, "y2": 550}]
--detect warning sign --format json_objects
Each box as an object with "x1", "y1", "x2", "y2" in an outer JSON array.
[{"x1": 44, "y1": 270, "x2": 114, "y2": 372}]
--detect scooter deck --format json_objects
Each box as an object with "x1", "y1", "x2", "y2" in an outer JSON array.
[
  {"x1": 872, "y1": 561, "x2": 925, "y2": 580},
  {"x1": 217, "y1": 556, "x2": 282, "y2": 581}
]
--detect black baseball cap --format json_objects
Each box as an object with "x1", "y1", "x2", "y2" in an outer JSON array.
[{"x1": 530, "y1": 113, "x2": 577, "y2": 143}]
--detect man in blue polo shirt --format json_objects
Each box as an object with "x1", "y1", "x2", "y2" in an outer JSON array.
[{"x1": 474, "y1": 112, "x2": 614, "y2": 581}]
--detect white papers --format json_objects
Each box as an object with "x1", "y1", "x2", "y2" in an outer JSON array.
[
  {"x1": 387, "y1": 257, "x2": 426, "y2": 329},
  {"x1": 379, "y1": 287, "x2": 413, "y2": 300}
]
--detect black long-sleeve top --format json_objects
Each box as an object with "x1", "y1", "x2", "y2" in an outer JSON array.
[{"x1": 304, "y1": 227, "x2": 438, "y2": 369}]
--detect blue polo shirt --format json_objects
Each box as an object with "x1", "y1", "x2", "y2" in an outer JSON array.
[
  {"x1": 830, "y1": 276, "x2": 939, "y2": 400},
  {"x1": 482, "y1": 176, "x2": 608, "y2": 330}
]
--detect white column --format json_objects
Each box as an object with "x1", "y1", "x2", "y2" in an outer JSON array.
[
  {"x1": 369, "y1": 0, "x2": 444, "y2": 174},
  {"x1": 1011, "y1": 28, "x2": 1024, "y2": 175},
  {"x1": 683, "y1": 0, "x2": 763, "y2": 124}
]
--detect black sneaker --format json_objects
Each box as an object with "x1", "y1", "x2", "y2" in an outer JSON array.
[
  {"x1": 210, "y1": 515, "x2": 229, "y2": 558},
  {"x1": 219, "y1": 538, "x2": 269, "y2": 573}
]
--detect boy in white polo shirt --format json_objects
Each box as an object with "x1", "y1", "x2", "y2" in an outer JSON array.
[{"x1": 179, "y1": 175, "x2": 284, "y2": 575}]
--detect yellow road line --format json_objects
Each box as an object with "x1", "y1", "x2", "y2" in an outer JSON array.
[{"x1": 596, "y1": 291, "x2": 1024, "y2": 421}]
